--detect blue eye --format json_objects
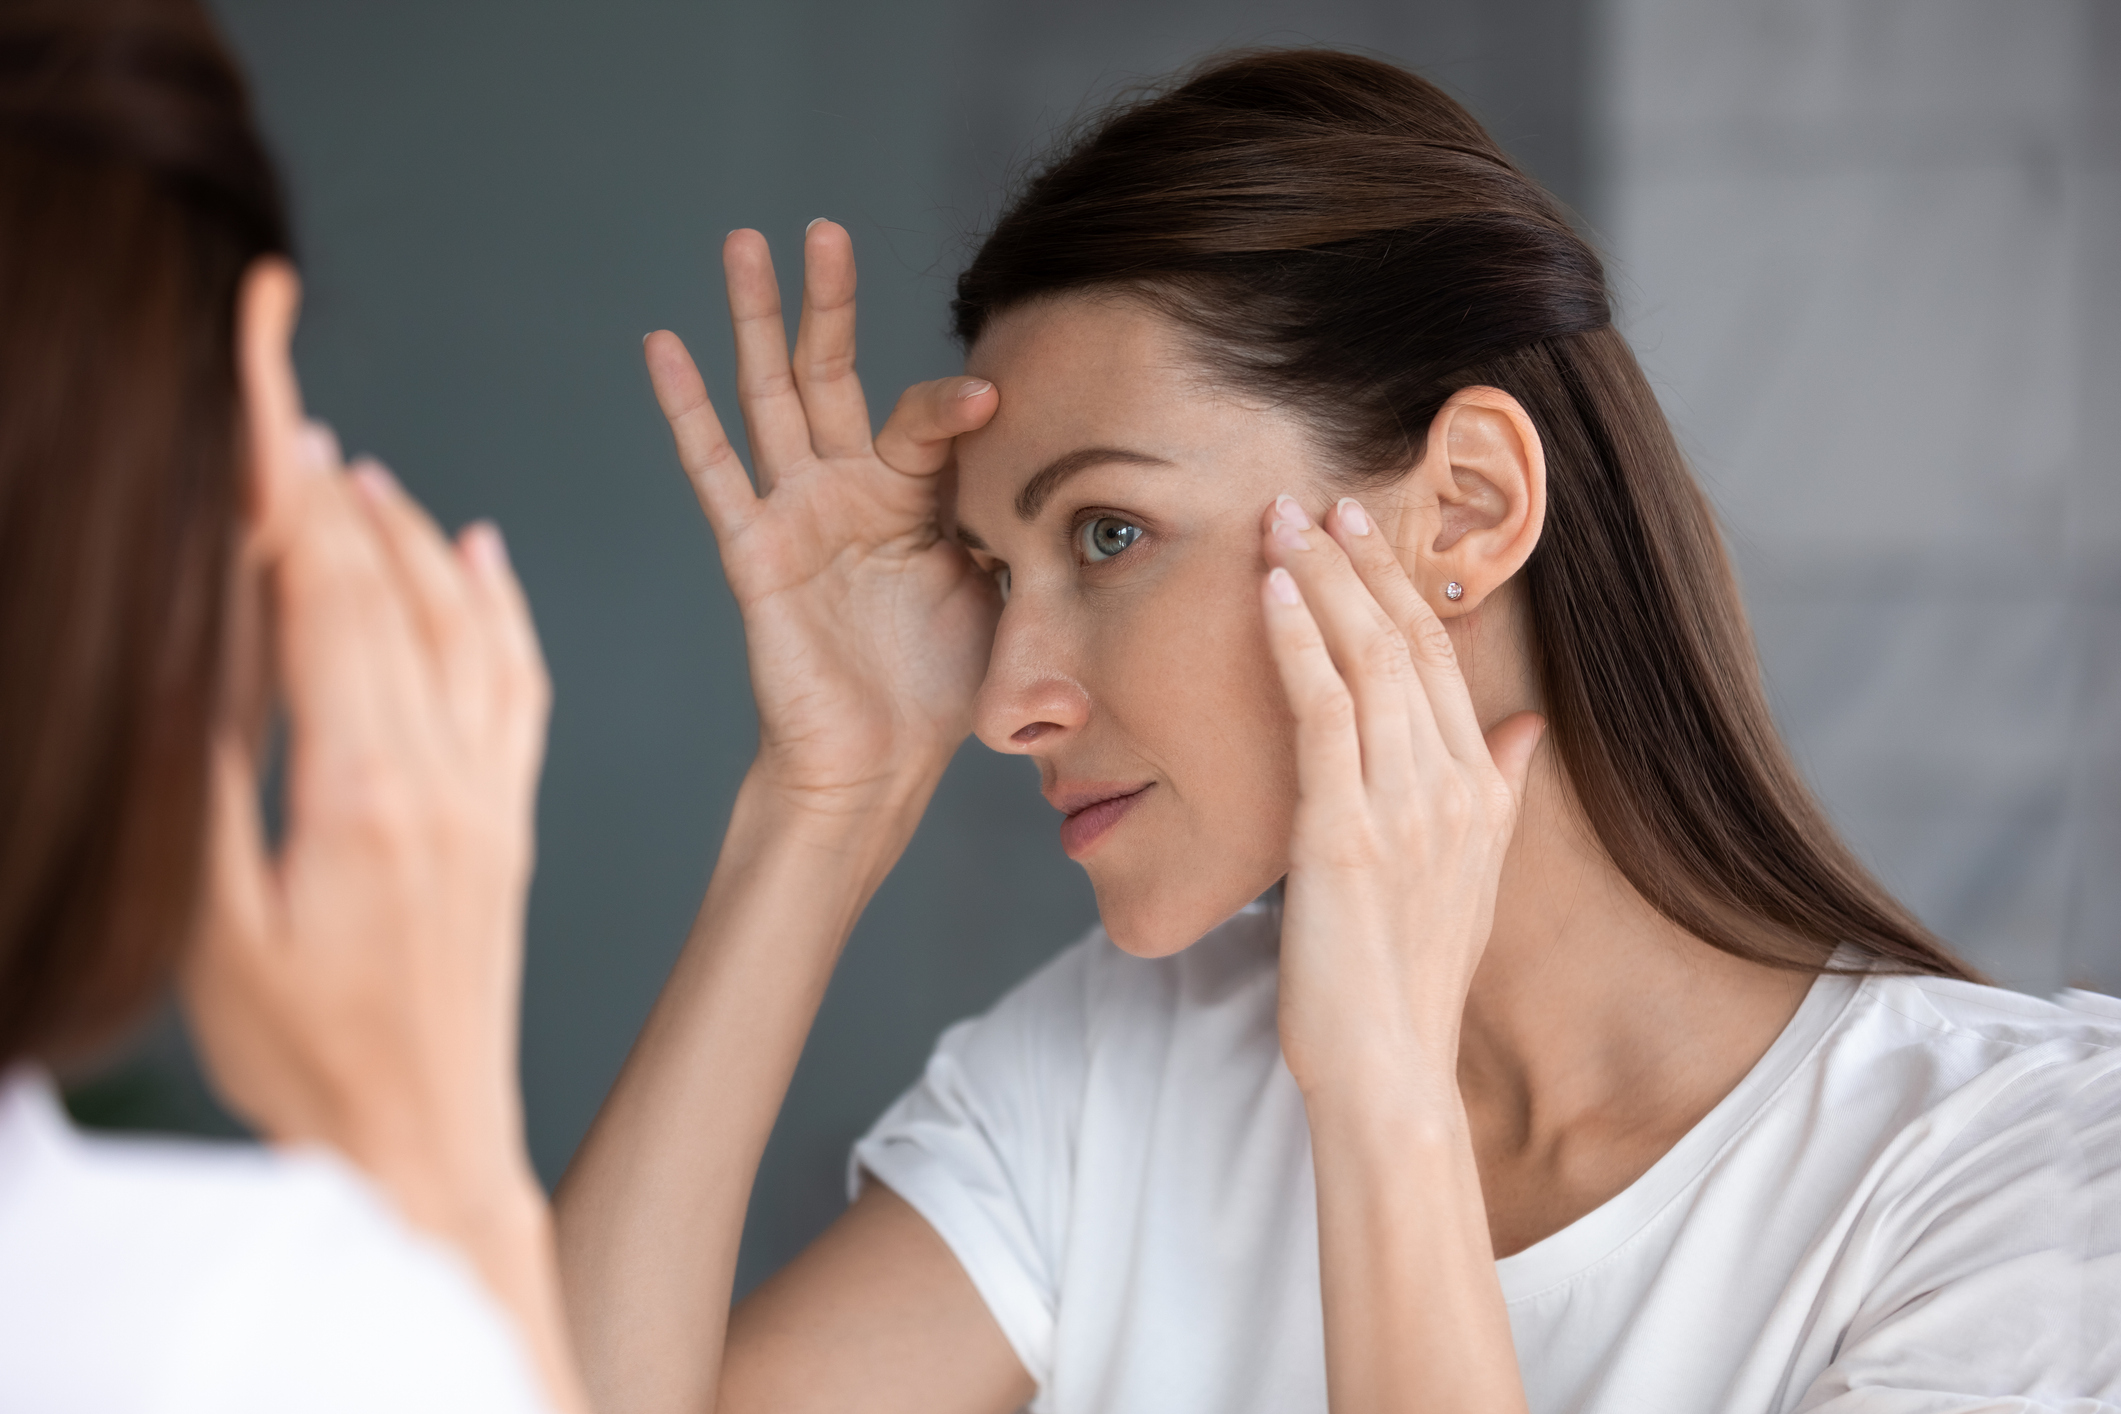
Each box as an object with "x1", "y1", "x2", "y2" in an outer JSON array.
[{"x1": 1079, "y1": 516, "x2": 1144, "y2": 563}]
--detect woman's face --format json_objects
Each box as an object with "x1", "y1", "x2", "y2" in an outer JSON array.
[{"x1": 954, "y1": 295, "x2": 1334, "y2": 957}]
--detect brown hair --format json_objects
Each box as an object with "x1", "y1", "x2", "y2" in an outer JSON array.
[
  {"x1": 955, "y1": 50, "x2": 1974, "y2": 980},
  {"x1": 0, "y1": 0, "x2": 291, "y2": 1067}
]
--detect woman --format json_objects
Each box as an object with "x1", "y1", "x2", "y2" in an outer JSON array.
[
  {"x1": 0, "y1": 2, "x2": 586, "y2": 1408},
  {"x1": 558, "y1": 50, "x2": 2120, "y2": 1413}
]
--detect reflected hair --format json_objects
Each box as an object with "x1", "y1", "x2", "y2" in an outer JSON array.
[
  {"x1": 0, "y1": 0, "x2": 291, "y2": 1066},
  {"x1": 954, "y1": 50, "x2": 1973, "y2": 980}
]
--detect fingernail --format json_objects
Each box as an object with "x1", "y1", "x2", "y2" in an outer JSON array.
[
  {"x1": 957, "y1": 378, "x2": 993, "y2": 399},
  {"x1": 1274, "y1": 494, "x2": 1311, "y2": 530},
  {"x1": 806, "y1": 217, "x2": 826, "y2": 232},
  {"x1": 296, "y1": 420, "x2": 340, "y2": 473},
  {"x1": 1267, "y1": 567, "x2": 1301, "y2": 605},
  {"x1": 1337, "y1": 498, "x2": 1371, "y2": 536},
  {"x1": 1273, "y1": 518, "x2": 1309, "y2": 551},
  {"x1": 466, "y1": 521, "x2": 510, "y2": 573},
  {"x1": 351, "y1": 463, "x2": 397, "y2": 501}
]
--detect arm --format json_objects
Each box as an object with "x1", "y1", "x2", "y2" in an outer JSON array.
[
  {"x1": 1257, "y1": 493, "x2": 1545, "y2": 1413},
  {"x1": 555, "y1": 221, "x2": 1021, "y2": 1413},
  {"x1": 722, "y1": 1183, "x2": 1034, "y2": 1412},
  {"x1": 553, "y1": 773, "x2": 926, "y2": 1411}
]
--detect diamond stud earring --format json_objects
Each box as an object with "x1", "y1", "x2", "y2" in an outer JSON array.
[{"x1": 1443, "y1": 581, "x2": 1465, "y2": 602}]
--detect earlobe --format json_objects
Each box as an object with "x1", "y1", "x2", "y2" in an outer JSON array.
[{"x1": 234, "y1": 256, "x2": 306, "y2": 542}]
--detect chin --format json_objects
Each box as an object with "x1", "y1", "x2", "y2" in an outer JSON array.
[{"x1": 1087, "y1": 859, "x2": 1282, "y2": 959}]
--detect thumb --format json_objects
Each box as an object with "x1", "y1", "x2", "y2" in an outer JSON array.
[
  {"x1": 1485, "y1": 710, "x2": 1548, "y2": 808},
  {"x1": 873, "y1": 376, "x2": 998, "y2": 478}
]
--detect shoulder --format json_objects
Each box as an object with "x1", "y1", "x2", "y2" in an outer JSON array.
[
  {"x1": 1802, "y1": 973, "x2": 2121, "y2": 1224},
  {"x1": 845, "y1": 905, "x2": 1286, "y2": 1385},
  {"x1": 0, "y1": 1070, "x2": 546, "y2": 1413},
  {"x1": 1822, "y1": 972, "x2": 2121, "y2": 1136},
  {"x1": 1773, "y1": 982, "x2": 2121, "y2": 1402},
  {"x1": 1838, "y1": 972, "x2": 2121, "y2": 1113},
  {"x1": 1860, "y1": 972, "x2": 2121, "y2": 1053},
  {"x1": 849, "y1": 902, "x2": 1283, "y2": 1200}
]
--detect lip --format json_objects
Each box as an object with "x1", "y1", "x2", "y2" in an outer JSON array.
[{"x1": 1052, "y1": 781, "x2": 1153, "y2": 860}]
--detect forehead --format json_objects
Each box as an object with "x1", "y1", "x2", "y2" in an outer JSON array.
[
  {"x1": 953, "y1": 295, "x2": 1218, "y2": 497},
  {"x1": 966, "y1": 293, "x2": 1196, "y2": 398}
]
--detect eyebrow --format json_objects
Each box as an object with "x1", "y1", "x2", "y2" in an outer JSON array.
[{"x1": 1013, "y1": 446, "x2": 1172, "y2": 521}]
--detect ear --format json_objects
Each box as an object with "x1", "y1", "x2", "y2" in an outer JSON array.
[
  {"x1": 1395, "y1": 386, "x2": 1547, "y2": 616},
  {"x1": 235, "y1": 256, "x2": 309, "y2": 550}
]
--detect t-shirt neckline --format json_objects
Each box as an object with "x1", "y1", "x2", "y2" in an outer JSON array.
[{"x1": 1492, "y1": 964, "x2": 1864, "y2": 1303}]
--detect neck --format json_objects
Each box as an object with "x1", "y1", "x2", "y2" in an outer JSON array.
[{"x1": 1456, "y1": 747, "x2": 1812, "y2": 1152}]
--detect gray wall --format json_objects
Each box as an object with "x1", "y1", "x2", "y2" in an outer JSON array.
[
  {"x1": 1596, "y1": 0, "x2": 2121, "y2": 994},
  {"x1": 172, "y1": 0, "x2": 1588, "y2": 1292}
]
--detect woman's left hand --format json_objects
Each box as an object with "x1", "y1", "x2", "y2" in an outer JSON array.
[{"x1": 1258, "y1": 490, "x2": 1545, "y2": 1106}]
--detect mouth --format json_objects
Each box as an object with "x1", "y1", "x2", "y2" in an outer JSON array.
[{"x1": 1052, "y1": 782, "x2": 1153, "y2": 860}]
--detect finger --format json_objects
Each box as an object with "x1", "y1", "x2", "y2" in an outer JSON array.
[
  {"x1": 644, "y1": 330, "x2": 758, "y2": 539},
  {"x1": 1486, "y1": 711, "x2": 1548, "y2": 811},
  {"x1": 348, "y1": 461, "x2": 488, "y2": 729},
  {"x1": 1324, "y1": 496, "x2": 1490, "y2": 767},
  {"x1": 1262, "y1": 495, "x2": 1421, "y2": 788},
  {"x1": 791, "y1": 220, "x2": 872, "y2": 460},
  {"x1": 723, "y1": 229, "x2": 810, "y2": 487},
  {"x1": 296, "y1": 420, "x2": 343, "y2": 477},
  {"x1": 274, "y1": 464, "x2": 439, "y2": 804},
  {"x1": 1261, "y1": 565, "x2": 1365, "y2": 811},
  {"x1": 872, "y1": 376, "x2": 999, "y2": 478},
  {"x1": 456, "y1": 521, "x2": 552, "y2": 783}
]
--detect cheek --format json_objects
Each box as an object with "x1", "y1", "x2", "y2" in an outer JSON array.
[
  {"x1": 1085, "y1": 546, "x2": 1300, "y2": 952},
  {"x1": 1175, "y1": 573, "x2": 1298, "y2": 822}
]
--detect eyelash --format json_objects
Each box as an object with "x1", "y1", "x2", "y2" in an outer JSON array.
[{"x1": 979, "y1": 510, "x2": 1148, "y2": 602}]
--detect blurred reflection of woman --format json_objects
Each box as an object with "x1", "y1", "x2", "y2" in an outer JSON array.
[
  {"x1": 0, "y1": 3, "x2": 587, "y2": 1409},
  {"x1": 560, "y1": 50, "x2": 2120, "y2": 1414}
]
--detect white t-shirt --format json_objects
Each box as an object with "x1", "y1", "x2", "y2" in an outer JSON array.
[
  {"x1": 852, "y1": 902, "x2": 2121, "y2": 1414},
  {"x1": 0, "y1": 1066, "x2": 551, "y2": 1414}
]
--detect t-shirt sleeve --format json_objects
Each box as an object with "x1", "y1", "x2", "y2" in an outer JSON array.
[
  {"x1": 1791, "y1": 1043, "x2": 2121, "y2": 1413},
  {"x1": 848, "y1": 936, "x2": 1098, "y2": 1389}
]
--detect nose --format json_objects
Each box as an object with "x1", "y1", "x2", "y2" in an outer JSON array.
[{"x1": 973, "y1": 601, "x2": 1091, "y2": 755}]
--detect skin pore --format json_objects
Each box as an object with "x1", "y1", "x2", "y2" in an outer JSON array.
[{"x1": 954, "y1": 293, "x2": 1813, "y2": 1256}]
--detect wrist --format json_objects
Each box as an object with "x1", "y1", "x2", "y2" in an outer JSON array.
[
  {"x1": 736, "y1": 754, "x2": 944, "y2": 855},
  {"x1": 1295, "y1": 1041, "x2": 1465, "y2": 1139},
  {"x1": 689, "y1": 761, "x2": 943, "y2": 953},
  {"x1": 346, "y1": 1102, "x2": 543, "y2": 1245},
  {"x1": 1303, "y1": 1086, "x2": 1472, "y2": 1195}
]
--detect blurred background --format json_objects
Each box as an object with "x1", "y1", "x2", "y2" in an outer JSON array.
[{"x1": 66, "y1": 0, "x2": 2117, "y2": 1295}]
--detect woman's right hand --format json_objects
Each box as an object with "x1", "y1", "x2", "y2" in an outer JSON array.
[{"x1": 646, "y1": 221, "x2": 1001, "y2": 814}]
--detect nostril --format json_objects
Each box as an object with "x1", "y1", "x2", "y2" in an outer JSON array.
[{"x1": 1011, "y1": 721, "x2": 1061, "y2": 745}]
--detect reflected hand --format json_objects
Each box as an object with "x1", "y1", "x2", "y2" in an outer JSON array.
[
  {"x1": 646, "y1": 221, "x2": 1000, "y2": 813},
  {"x1": 185, "y1": 427, "x2": 550, "y2": 1230}
]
